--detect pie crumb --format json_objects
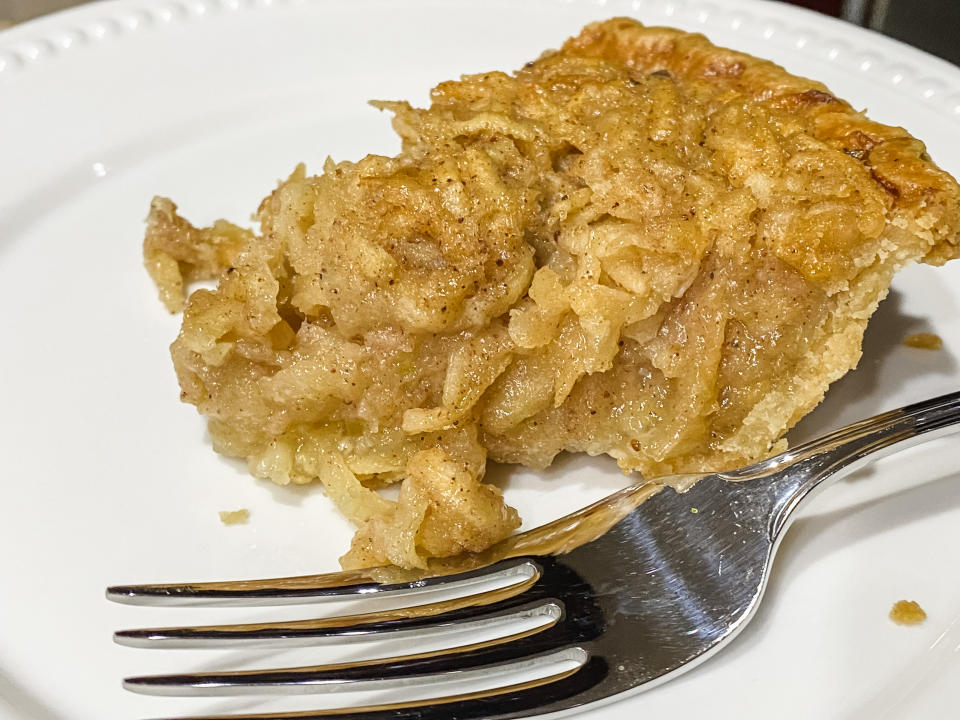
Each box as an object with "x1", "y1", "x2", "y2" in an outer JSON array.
[
  {"x1": 903, "y1": 333, "x2": 943, "y2": 350},
  {"x1": 218, "y1": 509, "x2": 250, "y2": 525},
  {"x1": 889, "y1": 599, "x2": 927, "y2": 625}
]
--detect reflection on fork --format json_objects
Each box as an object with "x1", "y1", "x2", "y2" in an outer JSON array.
[{"x1": 108, "y1": 391, "x2": 960, "y2": 720}]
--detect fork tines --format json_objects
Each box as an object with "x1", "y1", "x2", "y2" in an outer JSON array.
[{"x1": 109, "y1": 556, "x2": 603, "y2": 719}]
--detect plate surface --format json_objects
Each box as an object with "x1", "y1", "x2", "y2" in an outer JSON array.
[{"x1": 1, "y1": 1, "x2": 959, "y2": 718}]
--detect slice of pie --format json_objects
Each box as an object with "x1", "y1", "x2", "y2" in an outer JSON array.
[{"x1": 144, "y1": 18, "x2": 960, "y2": 569}]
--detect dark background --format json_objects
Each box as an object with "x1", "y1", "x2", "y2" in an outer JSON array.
[{"x1": 794, "y1": 0, "x2": 960, "y2": 65}]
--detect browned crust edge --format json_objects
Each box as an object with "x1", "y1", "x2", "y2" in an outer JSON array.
[{"x1": 561, "y1": 17, "x2": 960, "y2": 264}]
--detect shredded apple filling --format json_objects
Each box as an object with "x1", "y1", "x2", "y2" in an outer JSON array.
[{"x1": 144, "y1": 19, "x2": 960, "y2": 569}]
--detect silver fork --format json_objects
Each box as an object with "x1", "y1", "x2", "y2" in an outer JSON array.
[{"x1": 108, "y1": 390, "x2": 960, "y2": 720}]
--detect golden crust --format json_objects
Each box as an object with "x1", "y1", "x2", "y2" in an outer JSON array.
[{"x1": 564, "y1": 18, "x2": 960, "y2": 265}]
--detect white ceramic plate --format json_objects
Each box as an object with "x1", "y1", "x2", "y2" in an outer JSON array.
[{"x1": 1, "y1": 1, "x2": 959, "y2": 718}]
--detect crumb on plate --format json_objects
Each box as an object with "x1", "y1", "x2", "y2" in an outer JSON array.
[
  {"x1": 903, "y1": 332, "x2": 943, "y2": 350},
  {"x1": 889, "y1": 599, "x2": 927, "y2": 625},
  {"x1": 218, "y1": 508, "x2": 250, "y2": 525}
]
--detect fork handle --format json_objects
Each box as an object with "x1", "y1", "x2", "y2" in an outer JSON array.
[{"x1": 751, "y1": 390, "x2": 960, "y2": 538}]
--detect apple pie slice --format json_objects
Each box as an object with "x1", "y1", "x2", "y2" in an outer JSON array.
[{"x1": 144, "y1": 18, "x2": 960, "y2": 569}]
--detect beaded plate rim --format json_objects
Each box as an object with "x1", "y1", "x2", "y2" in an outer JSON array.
[{"x1": 2, "y1": 0, "x2": 960, "y2": 120}]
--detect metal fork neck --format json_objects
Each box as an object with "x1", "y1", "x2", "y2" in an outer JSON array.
[{"x1": 743, "y1": 391, "x2": 960, "y2": 539}]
